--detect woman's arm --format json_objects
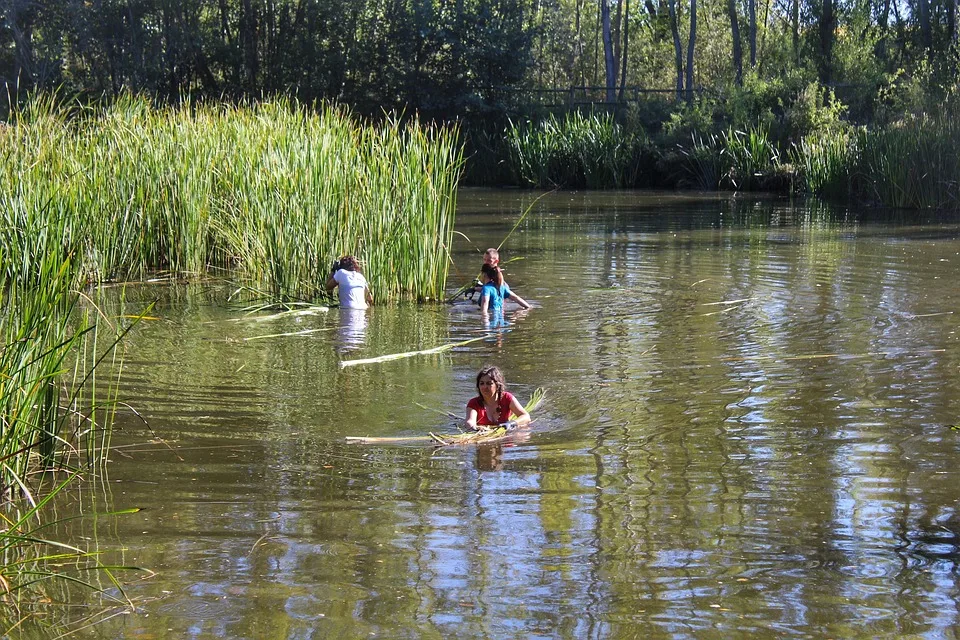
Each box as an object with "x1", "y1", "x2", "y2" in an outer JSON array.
[
  {"x1": 465, "y1": 406, "x2": 480, "y2": 430},
  {"x1": 325, "y1": 274, "x2": 338, "y2": 292},
  {"x1": 365, "y1": 286, "x2": 374, "y2": 306},
  {"x1": 507, "y1": 292, "x2": 531, "y2": 309},
  {"x1": 479, "y1": 291, "x2": 490, "y2": 314},
  {"x1": 506, "y1": 395, "x2": 531, "y2": 426}
]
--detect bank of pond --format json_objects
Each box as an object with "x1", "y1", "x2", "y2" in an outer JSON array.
[{"x1": 485, "y1": 109, "x2": 960, "y2": 211}]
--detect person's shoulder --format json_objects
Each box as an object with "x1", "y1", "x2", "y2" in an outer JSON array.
[
  {"x1": 502, "y1": 391, "x2": 516, "y2": 402},
  {"x1": 466, "y1": 396, "x2": 482, "y2": 409},
  {"x1": 341, "y1": 269, "x2": 365, "y2": 283}
]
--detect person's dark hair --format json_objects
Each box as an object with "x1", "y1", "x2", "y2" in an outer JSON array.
[
  {"x1": 339, "y1": 255, "x2": 361, "y2": 272},
  {"x1": 481, "y1": 263, "x2": 498, "y2": 281},
  {"x1": 481, "y1": 263, "x2": 503, "y2": 288},
  {"x1": 475, "y1": 365, "x2": 506, "y2": 405}
]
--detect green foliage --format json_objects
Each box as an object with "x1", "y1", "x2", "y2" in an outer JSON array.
[
  {"x1": 3, "y1": 95, "x2": 462, "y2": 303},
  {"x1": 661, "y1": 99, "x2": 720, "y2": 145},
  {"x1": 792, "y1": 129, "x2": 856, "y2": 200},
  {"x1": 677, "y1": 132, "x2": 730, "y2": 190},
  {"x1": 506, "y1": 111, "x2": 644, "y2": 188},
  {"x1": 794, "y1": 111, "x2": 960, "y2": 208},
  {"x1": 857, "y1": 115, "x2": 960, "y2": 209},
  {"x1": 722, "y1": 124, "x2": 781, "y2": 190},
  {"x1": 660, "y1": 122, "x2": 780, "y2": 191},
  {"x1": 783, "y1": 82, "x2": 849, "y2": 142}
]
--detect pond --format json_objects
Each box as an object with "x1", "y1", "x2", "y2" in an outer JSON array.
[{"x1": 65, "y1": 189, "x2": 960, "y2": 637}]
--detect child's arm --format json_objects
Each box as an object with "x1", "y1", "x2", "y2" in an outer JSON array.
[
  {"x1": 479, "y1": 291, "x2": 491, "y2": 314},
  {"x1": 507, "y1": 291, "x2": 531, "y2": 309}
]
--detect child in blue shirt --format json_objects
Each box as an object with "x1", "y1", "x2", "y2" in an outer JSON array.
[{"x1": 479, "y1": 264, "x2": 530, "y2": 314}]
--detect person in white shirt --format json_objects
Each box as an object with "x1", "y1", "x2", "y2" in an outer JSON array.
[{"x1": 325, "y1": 255, "x2": 374, "y2": 309}]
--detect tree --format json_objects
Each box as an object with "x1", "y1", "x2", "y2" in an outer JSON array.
[
  {"x1": 728, "y1": 0, "x2": 743, "y2": 84},
  {"x1": 818, "y1": 0, "x2": 835, "y2": 83},
  {"x1": 668, "y1": 0, "x2": 685, "y2": 98},
  {"x1": 685, "y1": 0, "x2": 696, "y2": 100},
  {"x1": 601, "y1": 0, "x2": 616, "y2": 101}
]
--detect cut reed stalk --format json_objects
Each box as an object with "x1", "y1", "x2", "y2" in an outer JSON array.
[{"x1": 338, "y1": 336, "x2": 488, "y2": 368}]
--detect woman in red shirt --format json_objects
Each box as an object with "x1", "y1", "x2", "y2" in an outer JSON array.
[{"x1": 465, "y1": 366, "x2": 531, "y2": 431}]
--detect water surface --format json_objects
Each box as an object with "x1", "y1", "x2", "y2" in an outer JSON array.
[{"x1": 67, "y1": 190, "x2": 960, "y2": 638}]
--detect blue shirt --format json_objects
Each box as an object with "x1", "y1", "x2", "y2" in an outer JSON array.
[{"x1": 479, "y1": 282, "x2": 511, "y2": 311}]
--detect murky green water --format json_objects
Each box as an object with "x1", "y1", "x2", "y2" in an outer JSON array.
[{"x1": 64, "y1": 190, "x2": 960, "y2": 638}]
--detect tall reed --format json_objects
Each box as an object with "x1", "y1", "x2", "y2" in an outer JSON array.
[
  {"x1": 855, "y1": 116, "x2": 960, "y2": 209},
  {"x1": 795, "y1": 114, "x2": 960, "y2": 208},
  {"x1": 722, "y1": 125, "x2": 780, "y2": 190},
  {"x1": 793, "y1": 129, "x2": 856, "y2": 200},
  {"x1": 506, "y1": 111, "x2": 641, "y2": 188},
  {"x1": 3, "y1": 95, "x2": 462, "y2": 302}
]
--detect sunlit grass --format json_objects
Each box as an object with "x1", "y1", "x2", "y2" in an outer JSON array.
[
  {"x1": 796, "y1": 114, "x2": 960, "y2": 208},
  {"x1": 506, "y1": 111, "x2": 641, "y2": 188},
  {"x1": 2, "y1": 94, "x2": 463, "y2": 303}
]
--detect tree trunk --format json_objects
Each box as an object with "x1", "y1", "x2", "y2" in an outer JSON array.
[
  {"x1": 6, "y1": 0, "x2": 36, "y2": 90},
  {"x1": 669, "y1": 0, "x2": 685, "y2": 99},
  {"x1": 576, "y1": 0, "x2": 587, "y2": 86},
  {"x1": 950, "y1": 0, "x2": 958, "y2": 44},
  {"x1": 601, "y1": 0, "x2": 617, "y2": 102},
  {"x1": 613, "y1": 0, "x2": 623, "y2": 82},
  {"x1": 792, "y1": 0, "x2": 800, "y2": 65},
  {"x1": 240, "y1": 0, "x2": 258, "y2": 90},
  {"x1": 818, "y1": 0, "x2": 834, "y2": 83},
  {"x1": 918, "y1": 0, "x2": 932, "y2": 57},
  {"x1": 748, "y1": 0, "x2": 757, "y2": 66},
  {"x1": 618, "y1": 0, "x2": 630, "y2": 102},
  {"x1": 728, "y1": 0, "x2": 743, "y2": 85},
  {"x1": 686, "y1": 0, "x2": 697, "y2": 102}
]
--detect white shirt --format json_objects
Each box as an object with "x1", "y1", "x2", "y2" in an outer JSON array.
[{"x1": 333, "y1": 269, "x2": 369, "y2": 309}]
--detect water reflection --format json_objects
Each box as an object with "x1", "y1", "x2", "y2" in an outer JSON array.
[
  {"x1": 336, "y1": 307, "x2": 369, "y2": 352},
  {"x1": 65, "y1": 190, "x2": 960, "y2": 638}
]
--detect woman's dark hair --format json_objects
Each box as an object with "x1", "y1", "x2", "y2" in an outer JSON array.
[
  {"x1": 339, "y1": 255, "x2": 361, "y2": 272},
  {"x1": 481, "y1": 263, "x2": 503, "y2": 287},
  {"x1": 475, "y1": 365, "x2": 506, "y2": 404}
]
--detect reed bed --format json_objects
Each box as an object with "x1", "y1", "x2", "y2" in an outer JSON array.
[
  {"x1": 793, "y1": 129, "x2": 856, "y2": 200},
  {"x1": 3, "y1": 95, "x2": 463, "y2": 302},
  {"x1": 795, "y1": 114, "x2": 960, "y2": 208},
  {"x1": 855, "y1": 116, "x2": 960, "y2": 209},
  {"x1": 506, "y1": 112, "x2": 641, "y2": 188}
]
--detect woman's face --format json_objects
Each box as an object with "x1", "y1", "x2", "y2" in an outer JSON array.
[{"x1": 478, "y1": 375, "x2": 497, "y2": 399}]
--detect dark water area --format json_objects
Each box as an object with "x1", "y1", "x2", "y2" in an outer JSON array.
[{"x1": 62, "y1": 190, "x2": 960, "y2": 638}]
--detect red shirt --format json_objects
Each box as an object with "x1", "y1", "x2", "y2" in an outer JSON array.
[{"x1": 467, "y1": 391, "x2": 515, "y2": 426}]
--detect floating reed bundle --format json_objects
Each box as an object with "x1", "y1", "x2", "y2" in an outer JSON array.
[
  {"x1": 345, "y1": 388, "x2": 545, "y2": 446},
  {"x1": 429, "y1": 387, "x2": 545, "y2": 445}
]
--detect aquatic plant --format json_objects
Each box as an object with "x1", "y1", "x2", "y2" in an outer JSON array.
[
  {"x1": 722, "y1": 124, "x2": 780, "y2": 191},
  {"x1": 675, "y1": 132, "x2": 730, "y2": 190},
  {"x1": 793, "y1": 129, "x2": 856, "y2": 201},
  {"x1": 2, "y1": 94, "x2": 463, "y2": 303},
  {"x1": 506, "y1": 112, "x2": 641, "y2": 188},
  {"x1": 794, "y1": 114, "x2": 960, "y2": 208},
  {"x1": 855, "y1": 116, "x2": 960, "y2": 209},
  {"x1": 0, "y1": 473, "x2": 143, "y2": 634}
]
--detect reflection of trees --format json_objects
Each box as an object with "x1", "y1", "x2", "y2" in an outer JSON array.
[{"x1": 71, "y1": 194, "x2": 960, "y2": 636}]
